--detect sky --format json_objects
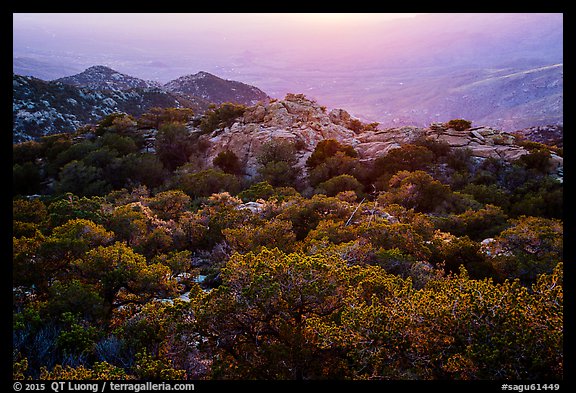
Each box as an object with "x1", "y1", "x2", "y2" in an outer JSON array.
[
  {"x1": 12, "y1": 13, "x2": 426, "y2": 54},
  {"x1": 12, "y1": 13, "x2": 425, "y2": 33},
  {"x1": 13, "y1": 13, "x2": 428, "y2": 81},
  {"x1": 13, "y1": 13, "x2": 562, "y2": 80}
]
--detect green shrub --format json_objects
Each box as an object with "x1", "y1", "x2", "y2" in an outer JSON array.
[
  {"x1": 306, "y1": 139, "x2": 357, "y2": 168},
  {"x1": 315, "y1": 174, "x2": 364, "y2": 197},
  {"x1": 444, "y1": 119, "x2": 472, "y2": 131},
  {"x1": 213, "y1": 149, "x2": 244, "y2": 175},
  {"x1": 199, "y1": 102, "x2": 246, "y2": 134}
]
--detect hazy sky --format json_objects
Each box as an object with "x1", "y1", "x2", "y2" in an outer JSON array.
[
  {"x1": 13, "y1": 13, "x2": 427, "y2": 52},
  {"x1": 13, "y1": 13, "x2": 425, "y2": 32},
  {"x1": 13, "y1": 13, "x2": 427, "y2": 75},
  {"x1": 13, "y1": 13, "x2": 562, "y2": 98},
  {"x1": 13, "y1": 12, "x2": 434, "y2": 91}
]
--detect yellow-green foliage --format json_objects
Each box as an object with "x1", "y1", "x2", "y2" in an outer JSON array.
[
  {"x1": 39, "y1": 362, "x2": 131, "y2": 380},
  {"x1": 12, "y1": 107, "x2": 563, "y2": 380},
  {"x1": 224, "y1": 219, "x2": 296, "y2": 254},
  {"x1": 191, "y1": 248, "x2": 562, "y2": 380}
]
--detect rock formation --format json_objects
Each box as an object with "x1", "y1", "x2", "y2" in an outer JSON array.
[
  {"x1": 195, "y1": 93, "x2": 562, "y2": 179},
  {"x1": 197, "y1": 94, "x2": 360, "y2": 177}
]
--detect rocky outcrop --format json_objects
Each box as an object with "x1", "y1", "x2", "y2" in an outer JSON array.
[
  {"x1": 198, "y1": 94, "x2": 361, "y2": 176},
  {"x1": 196, "y1": 94, "x2": 562, "y2": 179},
  {"x1": 354, "y1": 126, "x2": 426, "y2": 159},
  {"x1": 424, "y1": 125, "x2": 529, "y2": 161}
]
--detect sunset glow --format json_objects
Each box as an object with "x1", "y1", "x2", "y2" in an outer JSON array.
[
  {"x1": 13, "y1": 12, "x2": 562, "y2": 127},
  {"x1": 13, "y1": 12, "x2": 429, "y2": 81},
  {"x1": 273, "y1": 12, "x2": 424, "y2": 25}
]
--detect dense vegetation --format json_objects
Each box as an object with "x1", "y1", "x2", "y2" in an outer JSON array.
[{"x1": 13, "y1": 106, "x2": 563, "y2": 380}]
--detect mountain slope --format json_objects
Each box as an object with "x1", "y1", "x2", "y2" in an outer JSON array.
[
  {"x1": 12, "y1": 74, "x2": 204, "y2": 143},
  {"x1": 354, "y1": 63, "x2": 563, "y2": 130},
  {"x1": 13, "y1": 57, "x2": 83, "y2": 82},
  {"x1": 164, "y1": 71, "x2": 269, "y2": 106},
  {"x1": 224, "y1": 14, "x2": 563, "y2": 131}
]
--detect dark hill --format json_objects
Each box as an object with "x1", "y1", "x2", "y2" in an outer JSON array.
[
  {"x1": 163, "y1": 71, "x2": 269, "y2": 106},
  {"x1": 12, "y1": 74, "x2": 205, "y2": 143}
]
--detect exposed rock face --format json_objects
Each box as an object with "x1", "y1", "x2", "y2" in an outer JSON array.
[
  {"x1": 424, "y1": 125, "x2": 529, "y2": 161},
  {"x1": 197, "y1": 94, "x2": 562, "y2": 179},
  {"x1": 199, "y1": 94, "x2": 361, "y2": 176},
  {"x1": 354, "y1": 126, "x2": 425, "y2": 159}
]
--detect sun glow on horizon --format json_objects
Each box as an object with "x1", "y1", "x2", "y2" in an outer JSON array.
[
  {"x1": 278, "y1": 13, "x2": 426, "y2": 27},
  {"x1": 302, "y1": 13, "x2": 424, "y2": 20}
]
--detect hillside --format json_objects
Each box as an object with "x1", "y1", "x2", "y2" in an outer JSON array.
[
  {"x1": 163, "y1": 71, "x2": 269, "y2": 106},
  {"x1": 12, "y1": 12, "x2": 564, "y2": 383},
  {"x1": 12, "y1": 74, "x2": 207, "y2": 143},
  {"x1": 371, "y1": 63, "x2": 563, "y2": 130},
  {"x1": 12, "y1": 67, "x2": 270, "y2": 143},
  {"x1": 13, "y1": 13, "x2": 562, "y2": 132}
]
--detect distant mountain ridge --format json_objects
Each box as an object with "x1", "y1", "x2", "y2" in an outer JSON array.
[
  {"x1": 13, "y1": 13, "x2": 562, "y2": 133},
  {"x1": 54, "y1": 66, "x2": 269, "y2": 106},
  {"x1": 13, "y1": 66, "x2": 270, "y2": 143},
  {"x1": 13, "y1": 63, "x2": 562, "y2": 145},
  {"x1": 55, "y1": 65, "x2": 162, "y2": 91}
]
